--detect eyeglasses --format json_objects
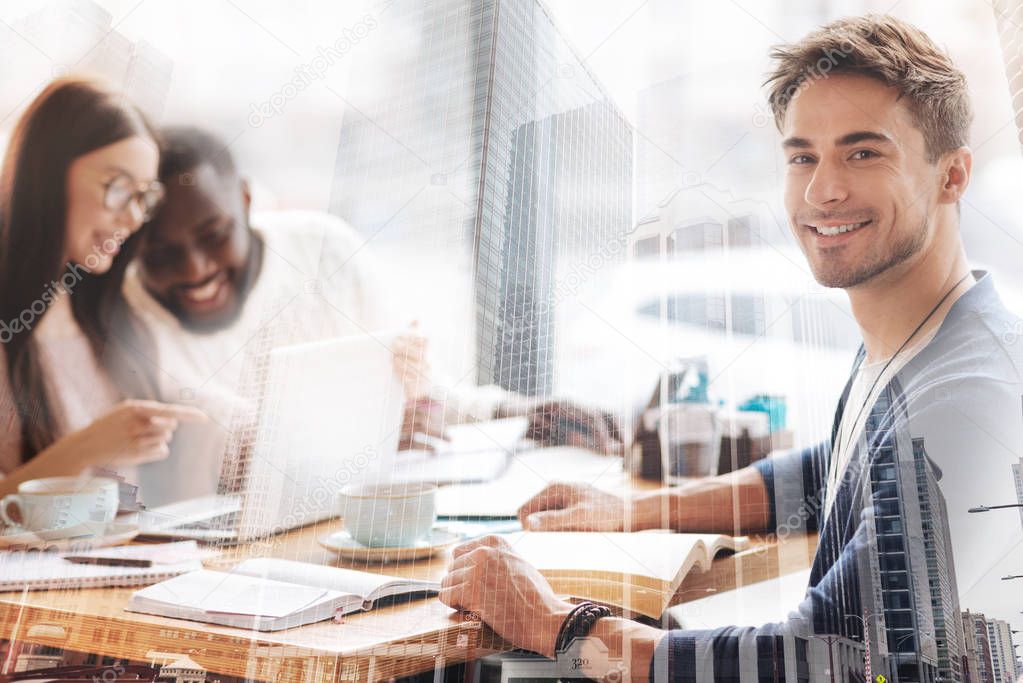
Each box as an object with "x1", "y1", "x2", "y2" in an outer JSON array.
[{"x1": 102, "y1": 173, "x2": 166, "y2": 222}]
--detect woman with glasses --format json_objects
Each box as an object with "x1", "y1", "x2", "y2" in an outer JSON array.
[{"x1": 0, "y1": 77, "x2": 204, "y2": 499}]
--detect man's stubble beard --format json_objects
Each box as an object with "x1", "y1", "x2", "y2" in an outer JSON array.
[{"x1": 809, "y1": 217, "x2": 928, "y2": 290}]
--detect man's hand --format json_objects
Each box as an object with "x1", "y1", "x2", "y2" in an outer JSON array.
[
  {"x1": 524, "y1": 401, "x2": 623, "y2": 455},
  {"x1": 439, "y1": 535, "x2": 573, "y2": 658},
  {"x1": 517, "y1": 482, "x2": 629, "y2": 531}
]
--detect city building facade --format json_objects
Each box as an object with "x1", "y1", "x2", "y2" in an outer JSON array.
[{"x1": 329, "y1": 0, "x2": 632, "y2": 396}]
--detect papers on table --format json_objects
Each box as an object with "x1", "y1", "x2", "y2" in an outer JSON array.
[
  {"x1": 393, "y1": 418, "x2": 529, "y2": 485},
  {"x1": 65, "y1": 540, "x2": 218, "y2": 564},
  {"x1": 0, "y1": 544, "x2": 203, "y2": 592}
]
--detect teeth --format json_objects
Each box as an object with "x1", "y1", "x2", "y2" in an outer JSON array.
[
  {"x1": 811, "y1": 221, "x2": 869, "y2": 236},
  {"x1": 181, "y1": 276, "x2": 224, "y2": 303}
]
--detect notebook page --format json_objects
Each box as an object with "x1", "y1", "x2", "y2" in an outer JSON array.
[
  {"x1": 64, "y1": 541, "x2": 218, "y2": 564},
  {"x1": 0, "y1": 551, "x2": 201, "y2": 591}
]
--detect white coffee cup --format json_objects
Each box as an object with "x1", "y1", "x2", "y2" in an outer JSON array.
[
  {"x1": 0, "y1": 476, "x2": 119, "y2": 533},
  {"x1": 338, "y1": 482, "x2": 436, "y2": 547}
]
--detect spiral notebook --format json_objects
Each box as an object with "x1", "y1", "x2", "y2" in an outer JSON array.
[{"x1": 0, "y1": 545, "x2": 203, "y2": 591}]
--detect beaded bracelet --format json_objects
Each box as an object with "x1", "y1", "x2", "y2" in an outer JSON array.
[{"x1": 554, "y1": 601, "x2": 613, "y2": 655}]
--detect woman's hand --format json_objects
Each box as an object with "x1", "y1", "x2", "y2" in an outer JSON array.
[
  {"x1": 439, "y1": 535, "x2": 574, "y2": 658},
  {"x1": 56, "y1": 400, "x2": 206, "y2": 470},
  {"x1": 398, "y1": 398, "x2": 457, "y2": 451},
  {"x1": 392, "y1": 325, "x2": 431, "y2": 400}
]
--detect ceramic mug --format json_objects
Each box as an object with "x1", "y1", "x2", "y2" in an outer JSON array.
[
  {"x1": 338, "y1": 482, "x2": 436, "y2": 547},
  {"x1": 0, "y1": 476, "x2": 119, "y2": 533}
]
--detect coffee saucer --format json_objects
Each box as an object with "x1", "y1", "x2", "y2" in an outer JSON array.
[
  {"x1": 0, "y1": 521, "x2": 139, "y2": 552},
  {"x1": 318, "y1": 528, "x2": 462, "y2": 562}
]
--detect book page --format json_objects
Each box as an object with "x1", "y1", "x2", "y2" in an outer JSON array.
[
  {"x1": 134, "y1": 570, "x2": 330, "y2": 618},
  {"x1": 233, "y1": 558, "x2": 406, "y2": 599},
  {"x1": 505, "y1": 532, "x2": 716, "y2": 584}
]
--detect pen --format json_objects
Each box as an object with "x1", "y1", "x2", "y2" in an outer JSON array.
[{"x1": 63, "y1": 556, "x2": 153, "y2": 568}]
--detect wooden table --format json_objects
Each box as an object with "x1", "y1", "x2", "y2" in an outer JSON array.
[{"x1": 0, "y1": 483, "x2": 817, "y2": 682}]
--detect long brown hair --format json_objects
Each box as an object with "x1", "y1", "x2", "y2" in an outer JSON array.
[{"x1": 0, "y1": 77, "x2": 158, "y2": 461}]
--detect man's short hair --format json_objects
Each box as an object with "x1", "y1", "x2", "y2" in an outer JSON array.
[
  {"x1": 158, "y1": 125, "x2": 237, "y2": 183},
  {"x1": 764, "y1": 14, "x2": 972, "y2": 163}
]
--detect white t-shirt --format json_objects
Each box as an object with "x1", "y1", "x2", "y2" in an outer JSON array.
[
  {"x1": 123, "y1": 210, "x2": 393, "y2": 505},
  {"x1": 824, "y1": 326, "x2": 940, "y2": 519}
]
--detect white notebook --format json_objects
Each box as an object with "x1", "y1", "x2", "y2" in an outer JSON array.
[
  {"x1": 127, "y1": 558, "x2": 440, "y2": 631},
  {"x1": 0, "y1": 546, "x2": 202, "y2": 592}
]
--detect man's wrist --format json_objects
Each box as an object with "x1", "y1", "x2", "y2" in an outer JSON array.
[
  {"x1": 539, "y1": 601, "x2": 576, "y2": 658},
  {"x1": 588, "y1": 616, "x2": 663, "y2": 682},
  {"x1": 629, "y1": 493, "x2": 662, "y2": 531}
]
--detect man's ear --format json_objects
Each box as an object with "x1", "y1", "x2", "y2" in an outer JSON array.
[{"x1": 938, "y1": 146, "x2": 972, "y2": 205}]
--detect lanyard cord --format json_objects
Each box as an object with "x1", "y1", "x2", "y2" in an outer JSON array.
[{"x1": 830, "y1": 270, "x2": 973, "y2": 490}]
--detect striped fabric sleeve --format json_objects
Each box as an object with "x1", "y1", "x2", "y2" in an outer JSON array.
[
  {"x1": 649, "y1": 501, "x2": 872, "y2": 682},
  {"x1": 751, "y1": 440, "x2": 829, "y2": 533}
]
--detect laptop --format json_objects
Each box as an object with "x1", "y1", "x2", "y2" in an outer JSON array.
[
  {"x1": 140, "y1": 331, "x2": 405, "y2": 543},
  {"x1": 391, "y1": 417, "x2": 529, "y2": 485}
]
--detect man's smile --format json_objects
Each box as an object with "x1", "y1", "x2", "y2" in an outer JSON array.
[
  {"x1": 173, "y1": 270, "x2": 230, "y2": 310},
  {"x1": 805, "y1": 219, "x2": 872, "y2": 237}
]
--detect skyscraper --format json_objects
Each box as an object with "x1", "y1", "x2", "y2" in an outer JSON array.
[
  {"x1": 987, "y1": 619, "x2": 1019, "y2": 683},
  {"x1": 864, "y1": 387, "x2": 965, "y2": 682},
  {"x1": 329, "y1": 0, "x2": 632, "y2": 395},
  {"x1": 962, "y1": 612, "x2": 980, "y2": 683},
  {"x1": 913, "y1": 439, "x2": 965, "y2": 683},
  {"x1": 963, "y1": 612, "x2": 997, "y2": 683},
  {"x1": 9, "y1": 0, "x2": 173, "y2": 119}
]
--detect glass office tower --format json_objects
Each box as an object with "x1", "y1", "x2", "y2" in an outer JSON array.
[
  {"x1": 329, "y1": 0, "x2": 632, "y2": 395},
  {"x1": 987, "y1": 619, "x2": 1020, "y2": 683},
  {"x1": 865, "y1": 387, "x2": 966, "y2": 683}
]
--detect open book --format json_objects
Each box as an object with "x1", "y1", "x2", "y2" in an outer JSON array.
[
  {"x1": 126, "y1": 558, "x2": 439, "y2": 631},
  {"x1": 508, "y1": 532, "x2": 747, "y2": 619}
]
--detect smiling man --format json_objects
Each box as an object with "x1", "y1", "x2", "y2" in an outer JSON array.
[
  {"x1": 121, "y1": 127, "x2": 622, "y2": 506},
  {"x1": 440, "y1": 15, "x2": 1023, "y2": 682},
  {"x1": 120, "y1": 126, "x2": 403, "y2": 505}
]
